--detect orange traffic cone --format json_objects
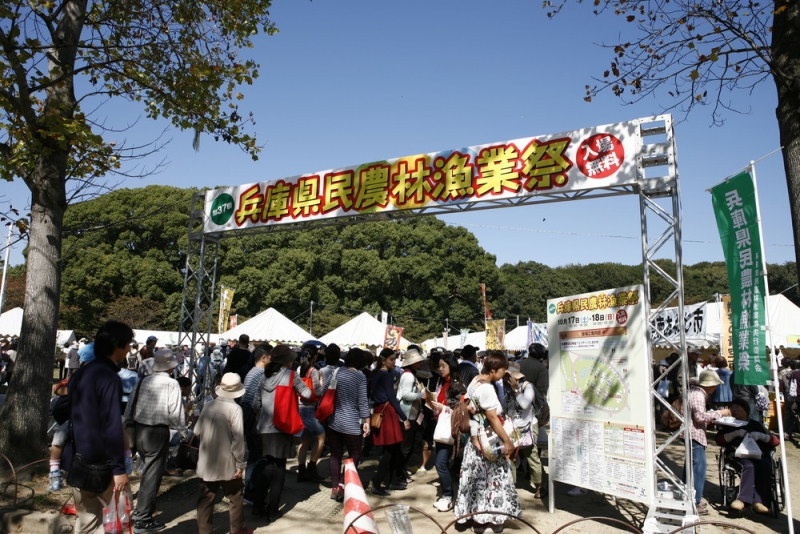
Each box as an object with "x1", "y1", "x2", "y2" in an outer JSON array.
[{"x1": 342, "y1": 458, "x2": 379, "y2": 534}]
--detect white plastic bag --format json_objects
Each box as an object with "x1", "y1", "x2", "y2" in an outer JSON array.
[
  {"x1": 734, "y1": 434, "x2": 762, "y2": 459},
  {"x1": 100, "y1": 492, "x2": 118, "y2": 534},
  {"x1": 433, "y1": 409, "x2": 454, "y2": 444},
  {"x1": 117, "y1": 487, "x2": 132, "y2": 533}
]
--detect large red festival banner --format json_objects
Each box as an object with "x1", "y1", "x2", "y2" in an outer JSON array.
[{"x1": 204, "y1": 119, "x2": 643, "y2": 234}]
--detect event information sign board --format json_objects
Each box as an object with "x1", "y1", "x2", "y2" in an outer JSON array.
[
  {"x1": 202, "y1": 119, "x2": 643, "y2": 233},
  {"x1": 547, "y1": 285, "x2": 655, "y2": 505}
]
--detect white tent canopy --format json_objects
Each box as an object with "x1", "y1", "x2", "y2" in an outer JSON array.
[
  {"x1": 132, "y1": 329, "x2": 197, "y2": 347},
  {"x1": 222, "y1": 307, "x2": 312, "y2": 345},
  {"x1": 764, "y1": 293, "x2": 800, "y2": 349},
  {"x1": 421, "y1": 323, "x2": 549, "y2": 353},
  {"x1": 0, "y1": 307, "x2": 23, "y2": 337},
  {"x1": 319, "y1": 312, "x2": 411, "y2": 349},
  {"x1": 505, "y1": 323, "x2": 549, "y2": 351},
  {"x1": 56, "y1": 330, "x2": 76, "y2": 347},
  {"x1": 651, "y1": 293, "x2": 800, "y2": 352},
  {"x1": 421, "y1": 330, "x2": 486, "y2": 352}
]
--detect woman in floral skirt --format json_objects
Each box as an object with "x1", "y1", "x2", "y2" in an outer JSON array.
[{"x1": 454, "y1": 351, "x2": 521, "y2": 534}]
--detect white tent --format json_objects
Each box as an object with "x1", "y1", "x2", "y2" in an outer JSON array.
[
  {"x1": 56, "y1": 330, "x2": 76, "y2": 347},
  {"x1": 505, "y1": 323, "x2": 549, "y2": 351},
  {"x1": 765, "y1": 293, "x2": 800, "y2": 349},
  {"x1": 421, "y1": 330, "x2": 486, "y2": 352},
  {"x1": 651, "y1": 294, "x2": 800, "y2": 354},
  {"x1": 0, "y1": 307, "x2": 23, "y2": 337},
  {"x1": 222, "y1": 307, "x2": 312, "y2": 345},
  {"x1": 319, "y1": 312, "x2": 411, "y2": 349},
  {"x1": 132, "y1": 329, "x2": 191, "y2": 347}
]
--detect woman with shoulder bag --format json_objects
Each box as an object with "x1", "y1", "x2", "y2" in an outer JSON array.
[
  {"x1": 296, "y1": 348, "x2": 326, "y2": 482},
  {"x1": 454, "y1": 352, "x2": 521, "y2": 534},
  {"x1": 369, "y1": 349, "x2": 408, "y2": 496},
  {"x1": 251, "y1": 345, "x2": 315, "y2": 522},
  {"x1": 324, "y1": 348, "x2": 371, "y2": 502},
  {"x1": 505, "y1": 368, "x2": 543, "y2": 497},
  {"x1": 425, "y1": 352, "x2": 466, "y2": 512}
]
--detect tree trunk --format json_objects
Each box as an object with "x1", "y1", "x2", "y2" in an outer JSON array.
[
  {"x1": 0, "y1": 158, "x2": 68, "y2": 470},
  {"x1": 773, "y1": 0, "x2": 800, "y2": 285}
]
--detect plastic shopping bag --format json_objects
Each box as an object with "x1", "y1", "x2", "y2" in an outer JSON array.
[{"x1": 734, "y1": 434, "x2": 762, "y2": 459}]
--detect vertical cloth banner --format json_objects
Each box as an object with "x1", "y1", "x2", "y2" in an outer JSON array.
[
  {"x1": 481, "y1": 283, "x2": 492, "y2": 319},
  {"x1": 720, "y1": 295, "x2": 734, "y2": 368},
  {"x1": 384, "y1": 325, "x2": 404, "y2": 350},
  {"x1": 710, "y1": 171, "x2": 769, "y2": 385},
  {"x1": 486, "y1": 319, "x2": 505, "y2": 350},
  {"x1": 218, "y1": 286, "x2": 235, "y2": 334}
]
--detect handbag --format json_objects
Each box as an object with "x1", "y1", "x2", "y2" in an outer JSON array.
[
  {"x1": 734, "y1": 434, "x2": 763, "y2": 459},
  {"x1": 433, "y1": 409, "x2": 454, "y2": 444},
  {"x1": 176, "y1": 435, "x2": 200, "y2": 470},
  {"x1": 370, "y1": 402, "x2": 388, "y2": 430},
  {"x1": 273, "y1": 370, "x2": 305, "y2": 435},
  {"x1": 301, "y1": 368, "x2": 320, "y2": 403},
  {"x1": 315, "y1": 368, "x2": 339, "y2": 423},
  {"x1": 513, "y1": 416, "x2": 534, "y2": 448},
  {"x1": 67, "y1": 453, "x2": 113, "y2": 493}
]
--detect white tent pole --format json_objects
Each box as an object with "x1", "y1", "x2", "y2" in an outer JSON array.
[
  {"x1": 750, "y1": 161, "x2": 793, "y2": 533},
  {"x1": 0, "y1": 225, "x2": 13, "y2": 317}
]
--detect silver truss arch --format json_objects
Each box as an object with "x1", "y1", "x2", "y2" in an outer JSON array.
[{"x1": 178, "y1": 114, "x2": 693, "y2": 529}]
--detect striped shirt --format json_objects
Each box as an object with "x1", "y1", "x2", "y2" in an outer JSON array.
[
  {"x1": 325, "y1": 368, "x2": 370, "y2": 435},
  {"x1": 242, "y1": 366, "x2": 264, "y2": 408}
]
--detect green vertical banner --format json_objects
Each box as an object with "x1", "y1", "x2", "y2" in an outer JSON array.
[{"x1": 710, "y1": 171, "x2": 769, "y2": 385}]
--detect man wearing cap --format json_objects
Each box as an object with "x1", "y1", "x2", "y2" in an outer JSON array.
[
  {"x1": 125, "y1": 349, "x2": 187, "y2": 533},
  {"x1": 685, "y1": 369, "x2": 731, "y2": 515},
  {"x1": 457, "y1": 345, "x2": 479, "y2": 387},
  {"x1": 195, "y1": 373, "x2": 252, "y2": 534}
]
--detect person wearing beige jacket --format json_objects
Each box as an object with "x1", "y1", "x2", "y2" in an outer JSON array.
[{"x1": 194, "y1": 373, "x2": 253, "y2": 534}]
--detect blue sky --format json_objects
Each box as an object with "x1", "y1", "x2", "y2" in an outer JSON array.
[{"x1": 1, "y1": 0, "x2": 792, "y2": 270}]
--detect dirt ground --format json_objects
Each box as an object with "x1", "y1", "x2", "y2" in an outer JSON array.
[{"x1": 2, "y1": 428, "x2": 798, "y2": 534}]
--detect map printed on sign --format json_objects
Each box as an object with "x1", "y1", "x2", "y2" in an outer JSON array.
[{"x1": 548, "y1": 285, "x2": 655, "y2": 506}]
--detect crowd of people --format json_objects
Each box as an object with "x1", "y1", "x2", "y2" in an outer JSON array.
[
  {"x1": 6, "y1": 321, "x2": 788, "y2": 533},
  {"x1": 656, "y1": 348, "x2": 786, "y2": 516},
  {"x1": 44, "y1": 321, "x2": 553, "y2": 534}
]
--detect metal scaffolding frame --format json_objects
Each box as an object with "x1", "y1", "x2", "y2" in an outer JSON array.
[{"x1": 177, "y1": 114, "x2": 692, "y2": 528}]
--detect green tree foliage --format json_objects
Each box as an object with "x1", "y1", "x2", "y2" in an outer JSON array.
[
  {"x1": 493, "y1": 261, "x2": 584, "y2": 323},
  {"x1": 0, "y1": 0, "x2": 277, "y2": 465},
  {"x1": 58, "y1": 185, "x2": 191, "y2": 331},
  {"x1": 545, "y1": 0, "x2": 800, "y2": 289},
  {"x1": 217, "y1": 217, "x2": 499, "y2": 341},
  {"x1": 53, "y1": 186, "x2": 800, "y2": 341}
]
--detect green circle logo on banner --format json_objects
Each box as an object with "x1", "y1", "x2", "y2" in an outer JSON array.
[
  {"x1": 548, "y1": 303, "x2": 556, "y2": 314},
  {"x1": 210, "y1": 193, "x2": 235, "y2": 225}
]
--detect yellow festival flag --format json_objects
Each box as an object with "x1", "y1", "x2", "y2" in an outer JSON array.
[
  {"x1": 218, "y1": 286, "x2": 235, "y2": 334},
  {"x1": 485, "y1": 319, "x2": 505, "y2": 350}
]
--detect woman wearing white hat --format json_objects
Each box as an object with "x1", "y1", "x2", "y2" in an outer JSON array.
[
  {"x1": 396, "y1": 348, "x2": 426, "y2": 487},
  {"x1": 194, "y1": 373, "x2": 252, "y2": 534}
]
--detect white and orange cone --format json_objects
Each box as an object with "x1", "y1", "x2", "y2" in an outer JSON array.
[{"x1": 342, "y1": 458, "x2": 379, "y2": 534}]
